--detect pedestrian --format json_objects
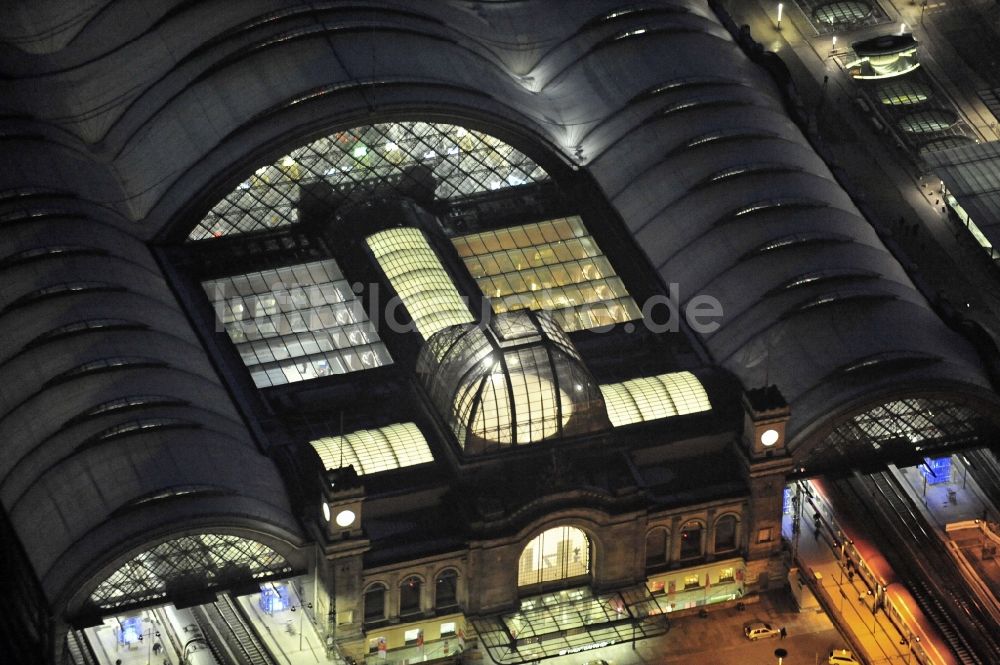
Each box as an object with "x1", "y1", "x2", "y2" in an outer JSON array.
[{"x1": 779, "y1": 626, "x2": 787, "y2": 640}]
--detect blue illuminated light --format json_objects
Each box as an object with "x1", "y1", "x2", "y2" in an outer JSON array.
[
  {"x1": 919, "y1": 456, "x2": 951, "y2": 485},
  {"x1": 259, "y1": 582, "x2": 290, "y2": 613},
  {"x1": 118, "y1": 616, "x2": 142, "y2": 645}
]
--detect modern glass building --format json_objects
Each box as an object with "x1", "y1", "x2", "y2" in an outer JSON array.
[{"x1": 1, "y1": 2, "x2": 999, "y2": 664}]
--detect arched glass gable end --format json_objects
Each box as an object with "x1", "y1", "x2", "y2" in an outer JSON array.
[
  {"x1": 189, "y1": 122, "x2": 550, "y2": 241},
  {"x1": 87, "y1": 534, "x2": 294, "y2": 613},
  {"x1": 800, "y1": 397, "x2": 1000, "y2": 471}
]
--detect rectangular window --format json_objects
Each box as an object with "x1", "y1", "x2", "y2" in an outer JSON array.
[
  {"x1": 404, "y1": 629, "x2": 421, "y2": 645},
  {"x1": 719, "y1": 567, "x2": 735, "y2": 583},
  {"x1": 440, "y1": 622, "x2": 456, "y2": 637},
  {"x1": 683, "y1": 574, "x2": 701, "y2": 589},
  {"x1": 369, "y1": 638, "x2": 386, "y2": 653},
  {"x1": 202, "y1": 259, "x2": 392, "y2": 388},
  {"x1": 453, "y1": 216, "x2": 641, "y2": 332},
  {"x1": 757, "y1": 527, "x2": 774, "y2": 544},
  {"x1": 647, "y1": 580, "x2": 665, "y2": 594},
  {"x1": 337, "y1": 610, "x2": 353, "y2": 625}
]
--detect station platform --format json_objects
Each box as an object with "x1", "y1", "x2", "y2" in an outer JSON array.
[
  {"x1": 81, "y1": 582, "x2": 334, "y2": 665},
  {"x1": 892, "y1": 457, "x2": 997, "y2": 527},
  {"x1": 83, "y1": 609, "x2": 182, "y2": 665},
  {"x1": 891, "y1": 456, "x2": 1000, "y2": 618},
  {"x1": 784, "y1": 485, "x2": 917, "y2": 665},
  {"x1": 236, "y1": 584, "x2": 335, "y2": 664}
]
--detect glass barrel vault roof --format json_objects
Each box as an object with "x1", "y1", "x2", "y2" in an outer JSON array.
[
  {"x1": 366, "y1": 227, "x2": 476, "y2": 340},
  {"x1": 310, "y1": 422, "x2": 434, "y2": 475},
  {"x1": 600, "y1": 371, "x2": 711, "y2": 427}
]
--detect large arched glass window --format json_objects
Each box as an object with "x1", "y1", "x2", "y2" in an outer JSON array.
[
  {"x1": 679, "y1": 520, "x2": 704, "y2": 560},
  {"x1": 189, "y1": 122, "x2": 549, "y2": 241},
  {"x1": 399, "y1": 576, "x2": 422, "y2": 616},
  {"x1": 435, "y1": 569, "x2": 459, "y2": 609},
  {"x1": 88, "y1": 533, "x2": 293, "y2": 613},
  {"x1": 714, "y1": 515, "x2": 739, "y2": 553},
  {"x1": 518, "y1": 525, "x2": 590, "y2": 587},
  {"x1": 363, "y1": 583, "x2": 387, "y2": 623},
  {"x1": 645, "y1": 527, "x2": 669, "y2": 567}
]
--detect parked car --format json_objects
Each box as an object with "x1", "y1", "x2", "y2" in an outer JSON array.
[
  {"x1": 828, "y1": 649, "x2": 860, "y2": 664},
  {"x1": 744, "y1": 622, "x2": 780, "y2": 640}
]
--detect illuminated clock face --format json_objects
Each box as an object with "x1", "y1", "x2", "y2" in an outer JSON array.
[
  {"x1": 760, "y1": 428, "x2": 780, "y2": 447},
  {"x1": 335, "y1": 509, "x2": 356, "y2": 527},
  {"x1": 322, "y1": 502, "x2": 331, "y2": 522}
]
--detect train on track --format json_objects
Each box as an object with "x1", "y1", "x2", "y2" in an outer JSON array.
[
  {"x1": 163, "y1": 605, "x2": 219, "y2": 665},
  {"x1": 807, "y1": 479, "x2": 959, "y2": 665}
]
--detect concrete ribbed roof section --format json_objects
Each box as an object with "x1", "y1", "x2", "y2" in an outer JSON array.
[
  {"x1": 0, "y1": 198, "x2": 304, "y2": 609},
  {"x1": 1, "y1": 0, "x2": 999, "y2": 595}
]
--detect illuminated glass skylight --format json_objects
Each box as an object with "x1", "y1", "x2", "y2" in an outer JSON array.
[
  {"x1": 310, "y1": 422, "x2": 434, "y2": 475},
  {"x1": 366, "y1": 228, "x2": 475, "y2": 340},
  {"x1": 202, "y1": 259, "x2": 391, "y2": 388},
  {"x1": 189, "y1": 122, "x2": 549, "y2": 240},
  {"x1": 600, "y1": 371, "x2": 711, "y2": 427},
  {"x1": 453, "y1": 216, "x2": 641, "y2": 332}
]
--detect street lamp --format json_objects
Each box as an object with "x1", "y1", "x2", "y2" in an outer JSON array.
[
  {"x1": 774, "y1": 647, "x2": 788, "y2": 665},
  {"x1": 291, "y1": 602, "x2": 315, "y2": 652},
  {"x1": 137, "y1": 625, "x2": 161, "y2": 665},
  {"x1": 776, "y1": 3, "x2": 783, "y2": 30}
]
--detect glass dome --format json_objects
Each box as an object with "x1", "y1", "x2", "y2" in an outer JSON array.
[{"x1": 417, "y1": 311, "x2": 609, "y2": 453}]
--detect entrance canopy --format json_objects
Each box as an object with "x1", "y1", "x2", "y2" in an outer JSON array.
[{"x1": 471, "y1": 585, "x2": 669, "y2": 665}]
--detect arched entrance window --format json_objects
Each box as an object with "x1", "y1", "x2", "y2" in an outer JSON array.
[
  {"x1": 679, "y1": 520, "x2": 704, "y2": 560},
  {"x1": 363, "y1": 583, "x2": 387, "y2": 623},
  {"x1": 645, "y1": 528, "x2": 668, "y2": 567},
  {"x1": 518, "y1": 525, "x2": 590, "y2": 587},
  {"x1": 435, "y1": 569, "x2": 459, "y2": 609},
  {"x1": 714, "y1": 515, "x2": 739, "y2": 553},
  {"x1": 400, "y1": 576, "x2": 422, "y2": 616}
]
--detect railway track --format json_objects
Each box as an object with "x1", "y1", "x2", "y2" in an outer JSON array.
[{"x1": 836, "y1": 471, "x2": 1000, "y2": 664}]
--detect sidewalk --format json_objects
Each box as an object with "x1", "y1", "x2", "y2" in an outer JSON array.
[{"x1": 552, "y1": 589, "x2": 844, "y2": 665}]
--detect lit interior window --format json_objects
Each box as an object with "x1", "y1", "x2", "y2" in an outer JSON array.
[
  {"x1": 366, "y1": 228, "x2": 475, "y2": 340},
  {"x1": 600, "y1": 371, "x2": 711, "y2": 427},
  {"x1": 452, "y1": 216, "x2": 641, "y2": 332},
  {"x1": 189, "y1": 122, "x2": 549, "y2": 241},
  {"x1": 310, "y1": 422, "x2": 435, "y2": 475},
  {"x1": 518, "y1": 525, "x2": 590, "y2": 587},
  {"x1": 202, "y1": 259, "x2": 391, "y2": 388}
]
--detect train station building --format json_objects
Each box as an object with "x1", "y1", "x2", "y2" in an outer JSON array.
[{"x1": 1, "y1": 1, "x2": 999, "y2": 664}]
